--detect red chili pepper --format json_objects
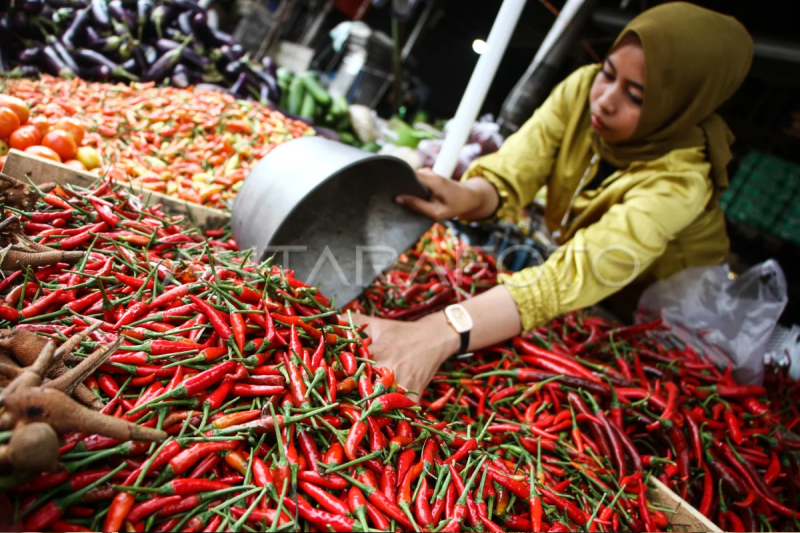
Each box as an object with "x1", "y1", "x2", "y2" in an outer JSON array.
[
  {"x1": 129, "y1": 360, "x2": 236, "y2": 412},
  {"x1": 429, "y1": 387, "x2": 456, "y2": 411},
  {"x1": 121, "y1": 478, "x2": 231, "y2": 497},
  {"x1": 765, "y1": 452, "x2": 781, "y2": 486},
  {"x1": 348, "y1": 485, "x2": 370, "y2": 530},
  {"x1": 344, "y1": 420, "x2": 368, "y2": 462},
  {"x1": 103, "y1": 492, "x2": 136, "y2": 533},
  {"x1": 298, "y1": 470, "x2": 347, "y2": 490},
  {"x1": 169, "y1": 441, "x2": 237, "y2": 475},
  {"x1": 282, "y1": 346, "x2": 311, "y2": 409},
  {"x1": 281, "y1": 493, "x2": 355, "y2": 532},
  {"x1": 445, "y1": 438, "x2": 477, "y2": 464},
  {"x1": 126, "y1": 495, "x2": 182, "y2": 523},
  {"x1": 297, "y1": 428, "x2": 322, "y2": 474},
  {"x1": 361, "y1": 392, "x2": 416, "y2": 419},
  {"x1": 20, "y1": 289, "x2": 64, "y2": 319},
  {"x1": 724, "y1": 408, "x2": 744, "y2": 445},
  {"x1": 187, "y1": 295, "x2": 232, "y2": 340}
]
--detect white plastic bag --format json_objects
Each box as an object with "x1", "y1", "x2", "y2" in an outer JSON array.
[{"x1": 636, "y1": 260, "x2": 787, "y2": 385}]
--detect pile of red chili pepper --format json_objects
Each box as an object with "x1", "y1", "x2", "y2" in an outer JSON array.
[
  {"x1": 344, "y1": 224, "x2": 498, "y2": 320},
  {"x1": 2, "y1": 176, "x2": 799, "y2": 532},
  {"x1": 348, "y1": 225, "x2": 800, "y2": 532},
  {"x1": 3, "y1": 76, "x2": 313, "y2": 209},
  {"x1": 0, "y1": 177, "x2": 651, "y2": 533}
]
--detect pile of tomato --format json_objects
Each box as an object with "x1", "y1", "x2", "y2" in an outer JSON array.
[{"x1": 0, "y1": 95, "x2": 101, "y2": 172}]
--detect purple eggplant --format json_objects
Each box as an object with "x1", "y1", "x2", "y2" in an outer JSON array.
[
  {"x1": 121, "y1": 57, "x2": 138, "y2": 73},
  {"x1": 117, "y1": 39, "x2": 133, "y2": 61},
  {"x1": 41, "y1": 46, "x2": 76, "y2": 78},
  {"x1": 213, "y1": 44, "x2": 243, "y2": 70},
  {"x1": 261, "y1": 56, "x2": 277, "y2": 78},
  {"x1": 136, "y1": 0, "x2": 153, "y2": 39},
  {"x1": 91, "y1": 0, "x2": 111, "y2": 29},
  {"x1": 89, "y1": 35, "x2": 123, "y2": 53},
  {"x1": 229, "y1": 71, "x2": 248, "y2": 98},
  {"x1": 244, "y1": 63, "x2": 279, "y2": 98},
  {"x1": 191, "y1": 12, "x2": 232, "y2": 48},
  {"x1": 207, "y1": 9, "x2": 219, "y2": 30},
  {"x1": 170, "y1": 63, "x2": 192, "y2": 88},
  {"x1": 141, "y1": 38, "x2": 190, "y2": 82},
  {"x1": 18, "y1": 47, "x2": 42, "y2": 64},
  {"x1": 165, "y1": 27, "x2": 183, "y2": 41},
  {"x1": 143, "y1": 45, "x2": 157, "y2": 65},
  {"x1": 74, "y1": 48, "x2": 138, "y2": 80},
  {"x1": 77, "y1": 64, "x2": 112, "y2": 81},
  {"x1": 108, "y1": 0, "x2": 136, "y2": 32},
  {"x1": 156, "y1": 39, "x2": 208, "y2": 69},
  {"x1": 259, "y1": 83, "x2": 270, "y2": 105},
  {"x1": 151, "y1": 4, "x2": 174, "y2": 39},
  {"x1": 84, "y1": 26, "x2": 101, "y2": 47},
  {"x1": 0, "y1": 47, "x2": 9, "y2": 73},
  {"x1": 46, "y1": 36, "x2": 81, "y2": 75},
  {"x1": 177, "y1": 11, "x2": 193, "y2": 35},
  {"x1": 61, "y1": 5, "x2": 92, "y2": 50}
]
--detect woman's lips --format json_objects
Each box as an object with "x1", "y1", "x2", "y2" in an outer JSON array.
[{"x1": 591, "y1": 115, "x2": 607, "y2": 131}]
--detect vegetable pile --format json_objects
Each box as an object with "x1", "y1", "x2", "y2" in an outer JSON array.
[
  {"x1": 0, "y1": 0, "x2": 281, "y2": 102},
  {"x1": 276, "y1": 68, "x2": 361, "y2": 146},
  {"x1": 344, "y1": 223, "x2": 498, "y2": 319},
  {"x1": 4, "y1": 76, "x2": 312, "y2": 208},
  {"x1": 350, "y1": 226, "x2": 800, "y2": 532},
  {"x1": 0, "y1": 175, "x2": 677, "y2": 533},
  {"x1": 0, "y1": 94, "x2": 101, "y2": 171}
]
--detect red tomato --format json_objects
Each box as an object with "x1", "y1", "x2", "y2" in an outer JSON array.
[
  {"x1": 9, "y1": 125, "x2": 42, "y2": 151},
  {"x1": 0, "y1": 155, "x2": 6, "y2": 170},
  {"x1": 25, "y1": 145, "x2": 62, "y2": 163},
  {"x1": 54, "y1": 117, "x2": 85, "y2": 145},
  {"x1": 63, "y1": 159, "x2": 87, "y2": 171},
  {"x1": 31, "y1": 116, "x2": 52, "y2": 137},
  {"x1": 0, "y1": 107, "x2": 20, "y2": 138},
  {"x1": 0, "y1": 95, "x2": 30, "y2": 125},
  {"x1": 41, "y1": 129, "x2": 77, "y2": 161}
]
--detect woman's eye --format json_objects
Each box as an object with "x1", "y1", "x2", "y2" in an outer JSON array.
[
  {"x1": 602, "y1": 69, "x2": 615, "y2": 81},
  {"x1": 628, "y1": 93, "x2": 643, "y2": 105}
]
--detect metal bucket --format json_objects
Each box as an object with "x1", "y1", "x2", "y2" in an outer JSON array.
[{"x1": 232, "y1": 137, "x2": 432, "y2": 306}]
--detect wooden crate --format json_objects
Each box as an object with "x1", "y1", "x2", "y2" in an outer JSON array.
[
  {"x1": 648, "y1": 478, "x2": 721, "y2": 532},
  {"x1": 2, "y1": 149, "x2": 231, "y2": 231}
]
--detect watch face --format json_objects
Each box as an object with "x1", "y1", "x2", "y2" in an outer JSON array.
[{"x1": 446, "y1": 305, "x2": 473, "y2": 333}]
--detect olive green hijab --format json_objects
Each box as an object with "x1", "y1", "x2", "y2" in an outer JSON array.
[{"x1": 592, "y1": 2, "x2": 753, "y2": 197}]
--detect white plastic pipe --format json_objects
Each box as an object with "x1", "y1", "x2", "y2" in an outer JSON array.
[
  {"x1": 432, "y1": 0, "x2": 526, "y2": 178},
  {"x1": 502, "y1": 0, "x2": 587, "y2": 118}
]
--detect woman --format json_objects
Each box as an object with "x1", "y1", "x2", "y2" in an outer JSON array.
[{"x1": 353, "y1": 2, "x2": 753, "y2": 396}]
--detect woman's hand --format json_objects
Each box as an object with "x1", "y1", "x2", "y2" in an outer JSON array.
[
  {"x1": 346, "y1": 312, "x2": 460, "y2": 400},
  {"x1": 396, "y1": 168, "x2": 500, "y2": 221}
]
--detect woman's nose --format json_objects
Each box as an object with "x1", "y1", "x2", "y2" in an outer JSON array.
[{"x1": 598, "y1": 88, "x2": 617, "y2": 115}]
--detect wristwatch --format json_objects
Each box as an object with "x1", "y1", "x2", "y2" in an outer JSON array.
[{"x1": 444, "y1": 304, "x2": 473, "y2": 357}]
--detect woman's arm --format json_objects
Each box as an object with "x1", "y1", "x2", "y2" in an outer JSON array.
[
  {"x1": 349, "y1": 285, "x2": 521, "y2": 398},
  {"x1": 503, "y1": 169, "x2": 713, "y2": 331},
  {"x1": 396, "y1": 66, "x2": 588, "y2": 222}
]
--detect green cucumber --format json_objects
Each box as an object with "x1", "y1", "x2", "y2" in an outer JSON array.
[
  {"x1": 299, "y1": 92, "x2": 317, "y2": 119},
  {"x1": 287, "y1": 75, "x2": 305, "y2": 115},
  {"x1": 301, "y1": 73, "x2": 332, "y2": 106}
]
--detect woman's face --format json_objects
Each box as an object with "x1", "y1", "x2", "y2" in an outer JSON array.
[{"x1": 589, "y1": 37, "x2": 645, "y2": 144}]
